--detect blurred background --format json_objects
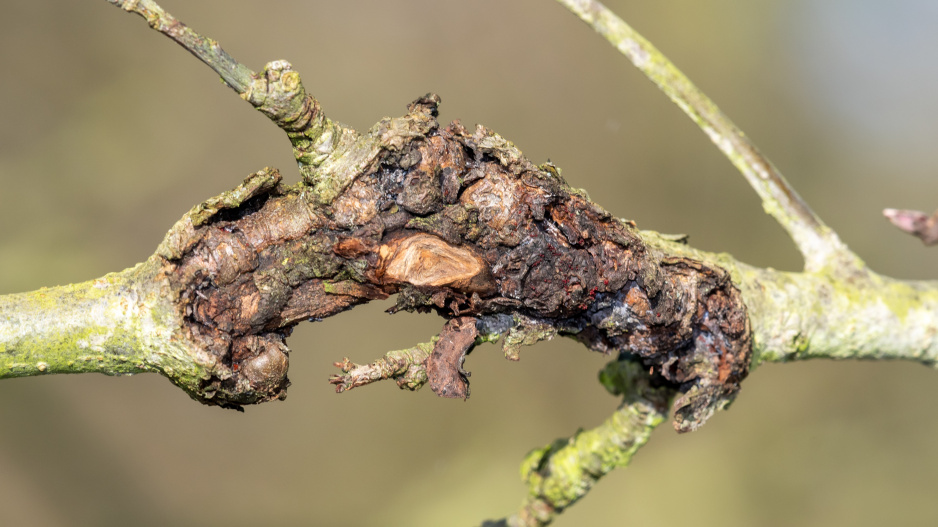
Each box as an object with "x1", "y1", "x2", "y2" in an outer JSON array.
[{"x1": 3, "y1": 1, "x2": 938, "y2": 525}]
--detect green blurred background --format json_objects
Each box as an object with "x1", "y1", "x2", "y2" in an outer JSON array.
[{"x1": 3, "y1": 1, "x2": 938, "y2": 525}]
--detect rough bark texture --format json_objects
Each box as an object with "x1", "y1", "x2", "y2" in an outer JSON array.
[
  {"x1": 427, "y1": 316, "x2": 478, "y2": 399},
  {"x1": 151, "y1": 95, "x2": 750, "y2": 431}
]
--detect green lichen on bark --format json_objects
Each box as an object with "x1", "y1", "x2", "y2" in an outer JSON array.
[
  {"x1": 742, "y1": 268, "x2": 938, "y2": 366},
  {"x1": 501, "y1": 358, "x2": 672, "y2": 527},
  {"x1": 0, "y1": 258, "x2": 216, "y2": 399},
  {"x1": 640, "y1": 230, "x2": 938, "y2": 369}
]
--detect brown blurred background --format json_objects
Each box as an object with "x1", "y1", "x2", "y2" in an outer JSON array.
[{"x1": 3, "y1": 1, "x2": 938, "y2": 525}]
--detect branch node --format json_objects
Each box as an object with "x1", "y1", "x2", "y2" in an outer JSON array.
[{"x1": 243, "y1": 60, "x2": 346, "y2": 173}]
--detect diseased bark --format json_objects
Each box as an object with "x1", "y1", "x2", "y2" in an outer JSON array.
[
  {"x1": 79, "y1": 1, "x2": 756, "y2": 433},
  {"x1": 502, "y1": 358, "x2": 673, "y2": 527},
  {"x1": 7, "y1": 2, "x2": 938, "y2": 525},
  {"x1": 427, "y1": 317, "x2": 477, "y2": 399},
  {"x1": 142, "y1": 94, "x2": 751, "y2": 432}
]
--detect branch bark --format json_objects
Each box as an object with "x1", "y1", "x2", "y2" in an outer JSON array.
[
  {"x1": 554, "y1": 0, "x2": 862, "y2": 274},
  {"x1": 490, "y1": 358, "x2": 673, "y2": 527},
  {"x1": 2, "y1": 2, "x2": 937, "y2": 526}
]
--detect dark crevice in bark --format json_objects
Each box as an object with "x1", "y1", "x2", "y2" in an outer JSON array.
[{"x1": 158, "y1": 94, "x2": 751, "y2": 431}]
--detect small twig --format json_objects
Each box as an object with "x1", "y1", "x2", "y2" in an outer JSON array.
[
  {"x1": 329, "y1": 340, "x2": 437, "y2": 393},
  {"x1": 554, "y1": 0, "x2": 859, "y2": 273},
  {"x1": 106, "y1": 0, "x2": 254, "y2": 93},
  {"x1": 106, "y1": 0, "x2": 349, "y2": 176},
  {"x1": 484, "y1": 359, "x2": 673, "y2": 527},
  {"x1": 427, "y1": 317, "x2": 478, "y2": 399},
  {"x1": 883, "y1": 208, "x2": 938, "y2": 245}
]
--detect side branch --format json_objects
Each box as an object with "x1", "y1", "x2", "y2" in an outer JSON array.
[
  {"x1": 108, "y1": 0, "x2": 351, "y2": 178},
  {"x1": 555, "y1": 0, "x2": 859, "y2": 273},
  {"x1": 486, "y1": 359, "x2": 672, "y2": 527},
  {"x1": 329, "y1": 340, "x2": 436, "y2": 393},
  {"x1": 107, "y1": 0, "x2": 254, "y2": 93}
]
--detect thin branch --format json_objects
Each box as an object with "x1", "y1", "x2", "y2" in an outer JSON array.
[
  {"x1": 554, "y1": 0, "x2": 861, "y2": 273},
  {"x1": 107, "y1": 0, "x2": 351, "y2": 178},
  {"x1": 106, "y1": 0, "x2": 254, "y2": 93},
  {"x1": 883, "y1": 208, "x2": 938, "y2": 245},
  {"x1": 329, "y1": 340, "x2": 436, "y2": 393},
  {"x1": 485, "y1": 359, "x2": 673, "y2": 527}
]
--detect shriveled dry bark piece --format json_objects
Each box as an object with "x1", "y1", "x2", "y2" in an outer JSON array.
[{"x1": 427, "y1": 317, "x2": 478, "y2": 399}]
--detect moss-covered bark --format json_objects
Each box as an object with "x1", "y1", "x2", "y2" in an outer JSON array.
[{"x1": 0, "y1": 258, "x2": 217, "y2": 401}]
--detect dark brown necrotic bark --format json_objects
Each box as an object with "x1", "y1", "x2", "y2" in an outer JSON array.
[
  {"x1": 159, "y1": 94, "x2": 750, "y2": 431},
  {"x1": 427, "y1": 316, "x2": 478, "y2": 399}
]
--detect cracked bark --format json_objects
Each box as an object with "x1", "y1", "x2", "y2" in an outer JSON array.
[{"x1": 133, "y1": 95, "x2": 752, "y2": 431}]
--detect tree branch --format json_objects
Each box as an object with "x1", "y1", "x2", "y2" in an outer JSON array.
[
  {"x1": 554, "y1": 0, "x2": 862, "y2": 274},
  {"x1": 106, "y1": 0, "x2": 254, "y2": 93},
  {"x1": 1, "y1": 261, "x2": 165, "y2": 379},
  {"x1": 884, "y1": 208, "x2": 938, "y2": 245},
  {"x1": 644, "y1": 233, "x2": 938, "y2": 367},
  {"x1": 108, "y1": 0, "x2": 352, "y2": 179},
  {"x1": 0, "y1": 255, "x2": 288, "y2": 405},
  {"x1": 2, "y1": 2, "x2": 935, "y2": 526},
  {"x1": 329, "y1": 339, "x2": 436, "y2": 393}
]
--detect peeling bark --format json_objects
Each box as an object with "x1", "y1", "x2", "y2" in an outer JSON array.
[
  {"x1": 427, "y1": 317, "x2": 478, "y2": 399},
  {"x1": 151, "y1": 94, "x2": 750, "y2": 431},
  {"x1": 8, "y1": 5, "x2": 938, "y2": 526}
]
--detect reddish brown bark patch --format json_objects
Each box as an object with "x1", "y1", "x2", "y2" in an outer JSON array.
[{"x1": 427, "y1": 317, "x2": 478, "y2": 399}]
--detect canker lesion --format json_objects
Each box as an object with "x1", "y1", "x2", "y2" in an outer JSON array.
[
  {"x1": 165, "y1": 94, "x2": 751, "y2": 432},
  {"x1": 377, "y1": 233, "x2": 495, "y2": 295}
]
